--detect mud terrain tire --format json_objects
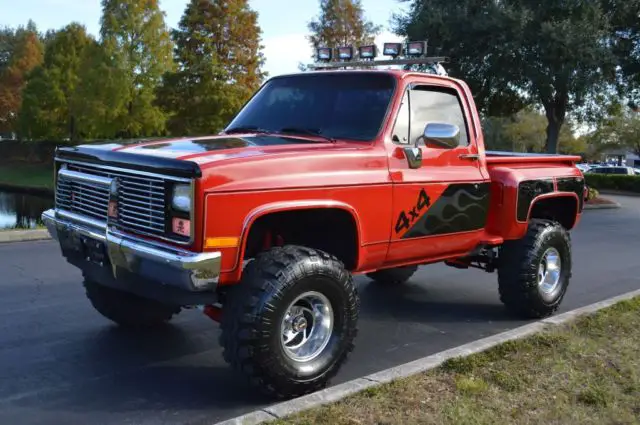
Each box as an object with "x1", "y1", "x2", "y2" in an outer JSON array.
[
  {"x1": 219, "y1": 245, "x2": 359, "y2": 399},
  {"x1": 498, "y1": 219, "x2": 572, "y2": 319},
  {"x1": 83, "y1": 278, "x2": 181, "y2": 328}
]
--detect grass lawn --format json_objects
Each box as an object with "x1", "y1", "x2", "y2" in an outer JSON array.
[
  {"x1": 0, "y1": 223, "x2": 46, "y2": 231},
  {"x1": 0, "y1": 164, "x2": 54, "y2": 190},
  {"x1": 275, "y1": 297, "x2": 640, "y2": 425}
]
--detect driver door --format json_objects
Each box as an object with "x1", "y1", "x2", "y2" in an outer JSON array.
[{"x1": 385, "y1": 82, "x2": 490, "y2": 265}]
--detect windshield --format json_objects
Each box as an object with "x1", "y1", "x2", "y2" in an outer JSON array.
[{"x1": 226, "y1": 72, "x2": 397, "y2": 141}]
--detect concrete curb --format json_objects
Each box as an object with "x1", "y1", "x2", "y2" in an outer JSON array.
[
  {"x1": 216, "y1": 288, "x2": 640, "y2": 425},
  {"x1": 0, "y1": 229, "x2": 51, "y2": 244},
  {"x1": 583, "y1": 200, "x2": 622, "y2": 210}
]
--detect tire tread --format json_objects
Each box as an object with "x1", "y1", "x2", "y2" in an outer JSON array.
[
  {"x1": 498, "y1": 219, "x2": 572, "y2": 319},
  {"x1": 83, "y1": 278, "x2": 180, "y2": 328},
  {"x1": 219, "y1": 245, "x2": 359, "y2": 399}
]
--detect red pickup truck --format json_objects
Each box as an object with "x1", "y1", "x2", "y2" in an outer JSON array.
[{"x1": 42, "y1": 58, "x2": 585, "y2": 399}]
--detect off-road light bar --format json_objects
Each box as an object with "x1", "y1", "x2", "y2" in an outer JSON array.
[
  {"x1": 316, "y1": 47, "x2": 332, "y2": 62},
  {"x1": 308, "y1": 56, "x2": 449, "y2": 70},
  {"x1": 337, "y1": 46, "x2": 354, "y2": 60},
  {"x1": 407, "y1": 41, "x2": 427, "y2": 57},
  {"x1": 383, "y1": 42, "x2": 403, "y2": 58},
  {"x1": 358, "y1": 44, "x2": 377, "y2": 59}
]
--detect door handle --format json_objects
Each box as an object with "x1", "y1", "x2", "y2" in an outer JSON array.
[{"x1": 459, "y1": 153, "x2": 480, "y2": 161}]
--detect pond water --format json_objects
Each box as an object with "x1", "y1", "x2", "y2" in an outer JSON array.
[{"x1": 0, "y1": 190, "x2": 54, "y2": 229}]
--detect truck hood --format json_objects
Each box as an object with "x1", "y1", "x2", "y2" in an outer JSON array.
[
  {"x1": 57, "y1": 133, "x2": 388, "y2": 191},
  {"x1": 86, "y1": 134, "x2": 333, "y2": 162}
]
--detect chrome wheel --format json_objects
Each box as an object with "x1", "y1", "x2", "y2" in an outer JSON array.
[
  {"x1": 281, "y1": 291, "x2": 334, "y2": 362},
  {"x1": 538, "y1": 247, "x2": 562, "y2": 295}
]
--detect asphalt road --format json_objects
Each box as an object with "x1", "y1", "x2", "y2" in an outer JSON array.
[{"x1": 1, "y1": 195, "x2": 639, "y2": 425}]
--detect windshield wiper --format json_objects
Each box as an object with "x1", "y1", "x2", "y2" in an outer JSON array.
[
  {"x1": 224, "y1": 126, "x2": 273, "y2": 135},
  {"x1": 278, "y1": 127, "x2": 337, "y2": 143}
]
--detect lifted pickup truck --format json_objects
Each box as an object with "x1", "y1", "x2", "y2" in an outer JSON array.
[{"x1": 42, "y1": 56, "x2": 585, "y2": 399}]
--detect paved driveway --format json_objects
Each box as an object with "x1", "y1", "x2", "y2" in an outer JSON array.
[{"x1": 0, "y1": 195, "x2": 638, "y2": 425}]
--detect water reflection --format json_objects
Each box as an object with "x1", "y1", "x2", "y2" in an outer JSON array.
[{"x1": 0, "y1": 190, "x2": 54, "y2": 229}]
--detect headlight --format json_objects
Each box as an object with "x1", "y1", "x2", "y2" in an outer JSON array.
[{"x1": 171, "y1": 184, "x2": 191, "y2": 213}]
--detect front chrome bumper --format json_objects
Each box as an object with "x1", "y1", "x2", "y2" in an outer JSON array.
[{"x1": 42, "y1": 209, "x2": 221, "y2": 292}]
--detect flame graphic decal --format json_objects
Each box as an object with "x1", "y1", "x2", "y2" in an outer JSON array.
[{"x1": 403, "y1": 183, "x2": 491, "y2": 239}]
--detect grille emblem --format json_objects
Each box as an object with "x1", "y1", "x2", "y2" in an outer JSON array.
[{"x1": 108, "y1": 178, "x2": 119, "y2": 219}]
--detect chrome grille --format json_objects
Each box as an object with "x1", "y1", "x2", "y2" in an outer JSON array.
[
  {"x1": 55, "y1": 162, "x2": 174, "y2": 239},
  {"x1": 56, "y1": 174, "x2": 110, "y2": 222}
]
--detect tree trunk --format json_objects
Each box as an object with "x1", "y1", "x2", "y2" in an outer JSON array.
[
  {"x1": 545, "y1": 119, "x2": 560, "y2": 154},
  {"x1": 69, "y1": 115, "x2": 76, "y2": 142},
  {"x1": 544, "y1": 100, "x2": 566, "y2": 154}
]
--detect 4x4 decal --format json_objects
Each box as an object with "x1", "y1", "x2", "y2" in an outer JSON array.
[
  {"x1": 395, "y1": 188, "x2": 431, "y2": 234},
  {"x1": 396, "y1": 183, "x2": 491, "y2": 239}
]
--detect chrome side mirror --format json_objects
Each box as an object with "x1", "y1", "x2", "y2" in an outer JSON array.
[{"x1": 423, "y1": 122, "x2": 460, "y2": 149}]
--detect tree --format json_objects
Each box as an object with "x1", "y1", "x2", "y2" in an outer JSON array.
[
  {"x1": 602, "y1": 0, "x2": 640, "y2": 104},
  {"x1": 484, "y1": 108, "x2": 583, "y2": 154},
  {"x1": 394, "y1": 0, "x2": 631, "y2": 153},
  {"x1": 100, "y1": 0, "x2": 174, "y2": 137},
  {"x1": 0, "y1": 23, "x2": 43, "y2": 135},
  {"x1": 560, "y1": 134, "x2": 589, "y2": 156},
  {"x1": 0, "y1": 27, "x2": 17, "y2": 73},
  {"x1": 307, "y1": 0, "x2": 381, "y2": 57},
  {"x1": 481, "y1": 116, "x2": 511, "y2": 151},
  {"x1": 501, "y1": 109, "x2": 547, "y2": 153},
  {"x1": 73, "y1": 42, "x2": 129, "y2": 139},
  {"x1": 590, "y1": 109, "x2": 640, "y2": 156},
  {"x1": 156, "y1": 0, "x2": 266, "y2": 136},
  {"x1": 19, "y1": 23, "x2": 94, "y2": 141},
  {"x1": 0, "y1": 21, "x2": 39, "y2": 72}
]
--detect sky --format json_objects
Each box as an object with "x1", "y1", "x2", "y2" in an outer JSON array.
[{"x1": 0, "y1": 0, "x2": 411, "y2": 77}]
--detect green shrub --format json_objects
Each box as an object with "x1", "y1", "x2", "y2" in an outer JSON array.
[{"x1": 584, "y1": 174, "x2": 640, "y2": 193}]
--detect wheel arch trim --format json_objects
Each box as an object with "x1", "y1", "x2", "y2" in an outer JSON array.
[
  {"x1": 235, "y1": 200, "x2": 364, "y2": 272},
  {"x1": 527, "y1": 192, "x2": 580, "y2": 229}
]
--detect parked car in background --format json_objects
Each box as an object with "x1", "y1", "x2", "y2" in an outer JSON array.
[
  {"x1": 576, "y1": 163, "x2": 592, "y2": 173},
  {"x1": 586, "y1": 166, "x2": 638, "y2": 175}
]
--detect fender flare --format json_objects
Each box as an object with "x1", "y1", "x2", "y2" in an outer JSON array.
[
  {"x1": 526, "y1": 192, "x2": 580, "y2": 228},
  {"x1": 233, "y1": 200, "x2": 364, "y2": 272}
]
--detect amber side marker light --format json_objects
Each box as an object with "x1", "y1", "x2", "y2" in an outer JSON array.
[{"x1": 205, "y1": 237, "x2": 239, "y2": 249}]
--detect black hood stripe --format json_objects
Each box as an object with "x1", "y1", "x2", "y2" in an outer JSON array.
[
  {"x1": 126, "y1": 135, "x2": 321, "y2": 154},
  {"x1": 55, "y1": 136, "x2": 320, "y2": 179}
]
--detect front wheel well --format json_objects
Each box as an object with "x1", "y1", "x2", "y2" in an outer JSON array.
[
  {"x1": 243, "y1": 208, "x2": 359, "y2": 270},
  {"x1": 529, "y1": 196, "x2": 578, "y2": 230}
]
